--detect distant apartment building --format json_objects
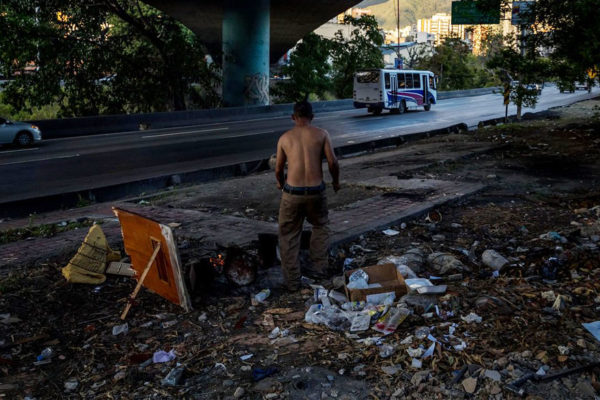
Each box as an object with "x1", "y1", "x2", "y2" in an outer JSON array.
[
  {"x1": 417, "y1": 13, "x2": 466, "y2": 45},
  {"x1": 384, "y1": 25, "x2": 417, "y2": 45}
]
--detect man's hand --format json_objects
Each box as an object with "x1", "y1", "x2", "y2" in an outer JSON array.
[
  {"x1": 277, "y1": 181, "x2": 283, "y2": 190},
  {"x1": 332, "y1": 182, "x2": 340, "y2": 193}
]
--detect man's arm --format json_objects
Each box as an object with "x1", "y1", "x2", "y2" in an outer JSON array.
[
  {"x1": 322, "y1": 131, "x2": 340, "y2": 192},
  {"x1": 275, "y1": 137, "x2": 287, "y2": 190}
]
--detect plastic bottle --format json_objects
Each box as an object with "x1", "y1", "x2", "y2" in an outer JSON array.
[
  {"x1": 36, "y1": 347, "x2": 54, "y2": 361},
  {"x1": 161, "y1": 365, "x2": 185, "y2": 386},
  {"x1": 254, "y1": 289, "x2": 271, "y2": 303}
]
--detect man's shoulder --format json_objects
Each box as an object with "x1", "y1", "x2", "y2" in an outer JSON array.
[{"x1": 310, "y1": 125, "x2": 328, "y2": 137}]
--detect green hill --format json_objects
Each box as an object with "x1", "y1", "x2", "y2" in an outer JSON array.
[{"x1": 357, "y1": 0, "x2": 453, "y2": 30}]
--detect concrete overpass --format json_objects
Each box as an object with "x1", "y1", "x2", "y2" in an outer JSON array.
[{"x1": 144, "y1": 1, "x2": 360, "y2": 107}]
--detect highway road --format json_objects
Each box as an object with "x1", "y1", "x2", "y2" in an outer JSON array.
[{"x1": 0, "y1": 86, "x2": 595, "y2": 204}]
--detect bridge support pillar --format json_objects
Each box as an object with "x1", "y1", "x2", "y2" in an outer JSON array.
[{"x1": 222, "y1": 0, "x2": 270, "y2": 107}]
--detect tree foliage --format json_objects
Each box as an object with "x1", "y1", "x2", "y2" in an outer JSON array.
[
  {"x1": 477, "y1": 0, "x2": 600, "y2": 80},
  {"x1": 274, "y1": 15, "x2": 384, "y2": 102},
  {"x1": 486, "y1": 35, "x2": 550, "y2": 119},
  {"x1": 272, "y1": 33, "x2": 331, "y2": 103},
  {"x1": 416, "y1": 37, "x2": 498, "y2": 91},
  {"x1": 0, "y1": 0, "x2": 220, "y2": 118},
  {"x1": 330, "y1": 15, "x2": 385, "y2": 99}
]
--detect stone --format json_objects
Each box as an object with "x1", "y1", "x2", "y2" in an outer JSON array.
[
  {"x1": 411, "y1": 371, "x2": 429, "y2": 386},
  {"x1": 462, "y1": 377, "x2": 477, "y2": 394},
  {"x1": 574, "y1": 381, "x2": 596, "y2": 398},
  {"x1": 484, "y1": 369, "x2": 502, "y2": 382},
  {"x1": 490, "y1": 384, "x2": 502, "y2": 395},
  {"x1": 381, "y1": 365, "x2": 401, "y2": 375},
  {"x1": 233, "y1": 387, "x2": 245, "y2": 398},
  {"x1": 496, "y1": 357, "x2": 508, "y2": 368},
  {"x1": 432, "y1": 234, "x2": 446, "y2": 242}
]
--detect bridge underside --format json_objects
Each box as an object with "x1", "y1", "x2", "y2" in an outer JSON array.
[
  {"x1": 144, "y1": 0, "x2": 358, "y2": 107},
  {"x1": 144, "y1": 0, "x2": 353, "y2": 62}
]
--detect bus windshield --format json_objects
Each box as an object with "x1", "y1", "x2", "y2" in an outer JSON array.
[{"x1": 356, "y1": 71, "x2": 380, "y2": 83}]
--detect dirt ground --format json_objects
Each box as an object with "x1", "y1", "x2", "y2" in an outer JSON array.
[{"x1": 1, "y1": 99, "x2": 600, "y2": 399}]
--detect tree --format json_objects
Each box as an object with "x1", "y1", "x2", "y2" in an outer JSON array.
[
  {"x1": 272, "y1": 33, "x2": 331, "y2": 103},
  {"x1": 330, "y1": 15, "x2": 384, "y2": 99},
  {"x1": 417, "y1": 37, "x2": 476, "y2": 90},
  {"x1": 0, "y1": 0, "x2": 220, "y2": 117},
  {"x1": 486, "y1": 35, "x2": 549, "y2": 120},
  {"x1": 477, "y1": 0, "x2": 600, "y2": 84}
]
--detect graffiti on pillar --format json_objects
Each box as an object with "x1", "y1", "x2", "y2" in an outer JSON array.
[{"x1": 244, "y1": 73, "x2": 269, "y2": 105}]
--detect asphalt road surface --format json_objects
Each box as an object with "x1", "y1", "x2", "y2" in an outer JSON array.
[{"x1": 0, "y1": 86, "x2": 595, "y2": 204}]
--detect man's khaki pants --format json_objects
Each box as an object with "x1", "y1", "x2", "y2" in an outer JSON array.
[{"x1": 278, "y1": 191, "x2": 329, "y2": 290}]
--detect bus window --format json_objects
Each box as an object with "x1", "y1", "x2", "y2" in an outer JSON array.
[
  {"x1": 405, "y1": 73, "x2": 413, "y2": 89},
  {"x1": 356, "y1": 71, "x2": 380, "y2": 83},
  {"x1": 429, "y1": 75, "x2": 436, "y2": 89},
  {"x1": 413, "y1": 74, "x2": 421, "y2": 89},
  {"x1": 398, "y1": 73, "x2": 405, "y2": 88},
  {"x1": 384, "y1": 73, "x2": 390, "y2": 89}
]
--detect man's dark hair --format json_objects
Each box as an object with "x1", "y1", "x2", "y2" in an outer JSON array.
[{"x1": 293, "y1": 100, "x2": 313, "y2": 120}]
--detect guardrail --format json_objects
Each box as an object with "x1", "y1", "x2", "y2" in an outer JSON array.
[{"x1": 30, "y1": 87, "x2": 498, "y2": 140}]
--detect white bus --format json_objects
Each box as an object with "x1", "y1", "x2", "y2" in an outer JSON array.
[{"x1": 353, "y1": 69, "x2": 437, "y2": 115}]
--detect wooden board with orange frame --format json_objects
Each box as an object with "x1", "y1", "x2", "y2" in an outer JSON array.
[{"x1": 113, "y1": 207, "x2": 192, "y2": 313}]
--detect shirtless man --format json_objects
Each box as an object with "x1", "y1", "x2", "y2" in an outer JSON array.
[{"x1": 275, "y1": 100, "x2": 340, "y2": 291}]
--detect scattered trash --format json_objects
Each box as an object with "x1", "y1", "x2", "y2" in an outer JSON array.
[
  {"x1": 36, "y1": 347, "x2": 54, "y2": 362},
  {"x1": 481, "y1": 249, "x2": 509, "y2": 271},
  {"x1": 161, "y1": 365, "x2": 185, "y2": 386},
  {"x1": 461, "y1": 312, "x2": 482, "y2": 324},
  {"x1": 153, "y1": 350, "x2": 176, "y2": 364},
  {"x1": 382, "y1": 229, "x2": 400, "y2": 236},
  {"x1": 254, "y1": 289, "x2": 271, "y2": 303},
  {"x1": 240, "y1": 354, "x2": 253, "y2": 361},
  {"x1": 425, "y1": 210, "x2": 442, "y2": 223},
  {"x1": 106, "y1": 261, "x2": 136, "y2": 277},
  {"x1": 372, "y1": 307, "x2": 409, "y2": 335},
  {"x1": 252, "y1": 367, "x2": 278, "y2": 382},
  {"x1": 350, "y1": 314, "x2": 371, "y2": 332},
  {"x1": 582, "y1": 321, "x2": 600, "y2": 342},
  {"x1": 64, "y1": 378, "x2": 79, "y2": 392},
  {"x1": 379, "y1": 344, "x2": 396, "y2": 358},
  {"x1": 427, "y1": 252, "x2": 465, "y2": 275},
  {"x1": 377, "y1": 257, "x2": 417, "y2": 278},
  {"x1": 112, "y1": 323, "x2": 129, "y2": 336},
  {"x1": 541, "y1": 257, "x2": 561, "y2": 281}
]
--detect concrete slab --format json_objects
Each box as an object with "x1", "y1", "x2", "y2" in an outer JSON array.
[{"x1": 329, "y1": 181, "x2": 485, "y2": 245}]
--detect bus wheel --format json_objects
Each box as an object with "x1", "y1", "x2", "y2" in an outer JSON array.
[
  {"x1": 399, "y1": 100, "x2": 406, "y2": 114},
  {"x1": 373, "y1": 107, "x2": 382, "y2": 115},
  {"x1": 424, "y1": 104, "x2": 431, "y2": 111}
]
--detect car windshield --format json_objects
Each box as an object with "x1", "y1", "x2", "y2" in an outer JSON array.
[{"x1": 356, "y1": 71, "x2": 380, "y2": 83}]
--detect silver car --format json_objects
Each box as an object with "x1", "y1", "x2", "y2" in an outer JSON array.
[{"x1": 0, "y1": 117, "x2": 42, "y2": 146}]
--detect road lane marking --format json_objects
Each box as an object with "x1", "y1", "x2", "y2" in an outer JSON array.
[
  {"x1": 142, "y1": 127, "x2": 229, "y2": 139},
  {"x1": 0, "y1": 153, "x2": 80, "y2": 166},
  {"x1": 184, "y1": 130, "x2": 276, "y2": 141},
  {"x1": 0, "y1": 147, "x2": 40, "y2": 154}
]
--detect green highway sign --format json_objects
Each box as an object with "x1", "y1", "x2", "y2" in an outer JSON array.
[{"x1": 451, "y1": 1, "x2": 500, "y2": 25}]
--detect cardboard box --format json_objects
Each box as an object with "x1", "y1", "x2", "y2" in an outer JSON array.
[{"x1": 344, "y1": 263, "x2": 408, "y2": 302}]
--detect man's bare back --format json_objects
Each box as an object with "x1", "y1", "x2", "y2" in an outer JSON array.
[
  {"x1": 276, "y1": 119, "x2": 339, "y2": 190},
  {"x1": 278, "y1": 125, "x2": 326, "y2": 186}
]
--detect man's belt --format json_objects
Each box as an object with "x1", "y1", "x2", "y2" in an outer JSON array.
[{"x1": 282, "y1": 182, "x2": 325, "y2": 195}]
